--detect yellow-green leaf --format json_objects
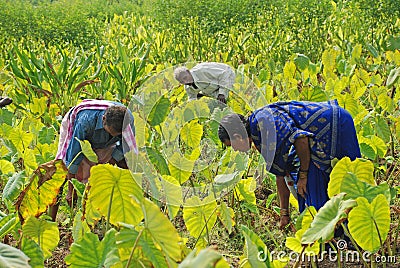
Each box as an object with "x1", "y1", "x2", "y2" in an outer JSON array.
[
  {"x1": 348, "y1": 195, "x2": 390, "y2": 253},
  {"x1": 0, "y1": 160, "x2": 14, "y2": 174},
  {"x1": 8, "y1": 127, "x2": 34, "y2": 153},
  {"x1": 88, "y1": 165, "x2": 143, "y2": 226},
  {"x1": 180, "y1": 120, "x2": 203, "y2": 148},
  {"x1": 168, "y1": 152, "x2": 194, "y2": 184},
  {"x1": 217, "y1": 202, "x2": 235, "y2": 234},
  {"x1": 141, "y1": 197, "x2": 183, "y2": 262},
  {"x1": 75, "y1": 138, "x2": 98, "y2": 163},
  {"x1": 286, "y1": 228, "x2": 319, "y2": 255},
  {"x1": 22, "y1": 217, "x2": 59, "y2": 259},
  {"x1": 16, "y1": 160, "x2": 67, "y2": 219},
  {"x1": 328, "y1": 157, "x2": 375, "y2": 198},
  {"x1": 183, "y1": 196, "x2": 218, "y2": 242},
  {"x1": 29, "y1": 97, "x2": 47, "y2": 116},
  {"x1": 161, "y1": 175, "x2": 182, "y2": 218}
]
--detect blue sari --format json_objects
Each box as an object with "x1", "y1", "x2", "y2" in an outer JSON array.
[{"x1": 248, "y1": 100, "x2": 361, "y2": 211}]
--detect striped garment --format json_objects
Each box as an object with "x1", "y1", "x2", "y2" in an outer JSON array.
[{"x1": 56, "y1": 99, "x2": 138, "y2": 161}]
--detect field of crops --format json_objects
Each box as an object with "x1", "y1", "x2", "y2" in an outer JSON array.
[{"x1": 0, "y1": 0, "x2": 399, "y2": 267}]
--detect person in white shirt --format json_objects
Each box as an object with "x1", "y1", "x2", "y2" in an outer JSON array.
[{"x1": 174, "y1": 62, "x2": 235, "y2": 104}]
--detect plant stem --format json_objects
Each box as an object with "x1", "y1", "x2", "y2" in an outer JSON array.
[
  {"x1": 193, "y1": 206, "x2": 218, "y2": 247},
  {"x1": 341, "y1": 223, "x2": 369, "y2": 268},
  {"x1": 106, "y1": 184, "x2": 116, "y2": 232},
  {"x1": 293, "y1": 245, "x2": 306, "y2": 268},
  {"x1": 125, "y1": 228, "x2": 144, "y2": 268}
]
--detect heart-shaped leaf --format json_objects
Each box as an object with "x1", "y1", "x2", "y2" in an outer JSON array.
[
  {"x1": 301, "y1": 193, "x2": 356, "y2": 244},
  {"x1": 22, "y1": 217, "x2": 59, "y2": 259},
  {"x1": 328, "y1": 157, "x2": 374, "y2": 198},
  {"x1": 65, "y1": 229, "x2": 120, "y2": 267},
  {"x1": 87, "y1": 164, "x2": 143, "y2": 226},
  {"x1": 348, "y1": 195, "x2": 390, "y2": 253}
]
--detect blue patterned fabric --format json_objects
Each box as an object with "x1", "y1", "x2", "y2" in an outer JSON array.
[{"x1": 248, "y1": 100, "x2": 361, "y2": 211}]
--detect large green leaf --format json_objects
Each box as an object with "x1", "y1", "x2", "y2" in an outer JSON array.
[
  {"x1": 180, "y1": 120, "x2": 203, "y2": 148},
  {"x1": 2, "y1": 171, "x2": 25, "y2": 202},
  {"x1": 72, "y1": 212, "x2": 91, "y2": 243},
  {"x1": 22, "y1": 217, "x2": 59, "y2": 259},
  {"x1": 179, "y1": 248, "x2": 229, "y2": 268},
  {"x1": 0, "y1": 242, "x2": 30, "y2": 268},
  {"x1": 74, "y1": 138, "x2": 98, "y2": 163},
  {"x1": 21, "y1": 238, "x2": 44, "y2": 268},
  {"x1": 236, "y1": 177, "x2": 256, "y2": 205},
  {"x1": 301, "y1": 193, "x2": 357, "y2": 244},
  {"x1": 360, "y1": 142, "x2": 376, "y2": 160},
  {"x1": 300, "y1": 86, "x2": 328, "y2": 102},
  {"x1": 348, "y1": 195, "x2": 390, "y2": 253},
  {"x1": 217, "y1": 202, "x2": 235, "y2": 234},
  {"x1": 141, "y1": 229, "x2": 170, "y2": 268},
  {"x1": 0, "y1": 160, "x2": 15, "y2": 174},
  {"x1": 358, "y1": 135, "x2": 388, "y2": 159},
  {"x1": 145, "y1": 147, "x2": 170, "y2": 175},
  {"x1": 0, "y1": 214, "x2": 19, "y2": 240},
  {"x1": 38, "y1": 127, "x2": 56, "y2": 145},
  {"x1": 240, "y1": 225, "x2": 269, "y2": 268},
  {"x1": 148, "y1": 96, "x2": 170, "y2": 126},
  {"x1": 116, "y1": 224, "x2": 167, "y2": 267},
  {"x1": 375, "y1": 116, "x2": 391, "y2": 143},
  {"x1": 377, "y1": 93, "x2": 395, "y2": 112},
  {"x1": 341, "y1": 173, "x2": 391, "y2": 203},
  {"x1": 161, "y1": 175, "x2": 182, "y2": 218},
  {"x1": 183, "y1": 196, "x2": 218, "y2": 243},
  {"x1": 183, "y1": 100, "x2": 211, "y2": 121},
  {"x1": 286, "y1": 228, "x2": 319, "y2": 255},
  {"x1": 336, "y1": 94, "x2": 358, "y2": 117},
  {"x1": 29, "y1": 97, "x2": 47, "y2": 116},
  {"x1": 168, "y1": 152, "x2": 194, "y2": 184},
  {"x1": 16, "y1": 160, "x2": 67, "y2": 219},
  {"x1": 65, "y1": 228, "x2": 120, "y2": 267},
  {"x1": 140, "y1": 197, "x2": 183, "y2": 262},
  {"x1": 87, "y1": 164, "x2": 143, "y2": 226},
  {"x1": 294, "y1": 54, "x2": 310, "y2": 71},
  {"x1": 328, "y1": 157, "x2": 374, "y2": 198},
  {"x1": 8, "y1": 127, "x2": 34, "y2": 153}
]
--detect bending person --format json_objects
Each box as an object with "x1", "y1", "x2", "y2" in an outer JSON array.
[
  {"x1": 218, "y1": 100, "x2": 360, "y2": 229},
  {"x1": 51, "y1": 99, "x2": 138, "y2": 221},
  {"x1": 174, "y1": 62, "x2": 235, "y2": 104}
]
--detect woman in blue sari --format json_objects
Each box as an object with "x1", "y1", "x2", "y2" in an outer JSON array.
[{"x1": 218, "y1": 100, "x2": 360, "y2": 229}]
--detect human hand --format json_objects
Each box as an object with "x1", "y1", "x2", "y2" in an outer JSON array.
[
  {"x1": 279, "y1": 215, "x2": 290, "y2": 230},
  {"x1": 297, "y1": 171, "x2": 308, "y2": 198},
  {"x1": 217, "y1": 94, "x2": 226, "y2": 104}
]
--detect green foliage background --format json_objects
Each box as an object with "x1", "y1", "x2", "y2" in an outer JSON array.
[{"x1": 0, "y1": 0, "x2": 399, "y2": 267}]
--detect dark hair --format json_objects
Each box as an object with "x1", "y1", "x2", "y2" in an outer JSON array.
[
  {"x1": 104, "y1": 105, "x2": 127, "y2": 133},
  {"x1": 218, "y1": 113, "x2": 250, "y2": 142}
]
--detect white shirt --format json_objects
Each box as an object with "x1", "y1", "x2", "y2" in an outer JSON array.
[{"x1": 184, "y1": 62, "x2": 235, "y2": 100}]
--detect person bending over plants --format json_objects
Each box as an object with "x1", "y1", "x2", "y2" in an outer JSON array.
[
  {"x1": 174, "y1": 62, "x2": 235, "y2": 104},
  {"x1": 51, "y1": 99, "x2": 138, "y2": 221},
  {"x1": 218, "y1": 100, "x2": 360, "y2": 229}
]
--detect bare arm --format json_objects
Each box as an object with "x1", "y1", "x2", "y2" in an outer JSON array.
[
  {"x1": 294, "y1": 136, "x2": 311, "y2": 198},
  {"x1": 277, "y1": 175, "x2": 290, "y2": 229},
  {"x1": 293, "y1": 136, "x2": 310, "y2": 172}
]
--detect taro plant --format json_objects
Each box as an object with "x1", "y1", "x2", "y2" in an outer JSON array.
[{"x1": 286, "y1": 157, "x2": 393, "y2": 267}]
